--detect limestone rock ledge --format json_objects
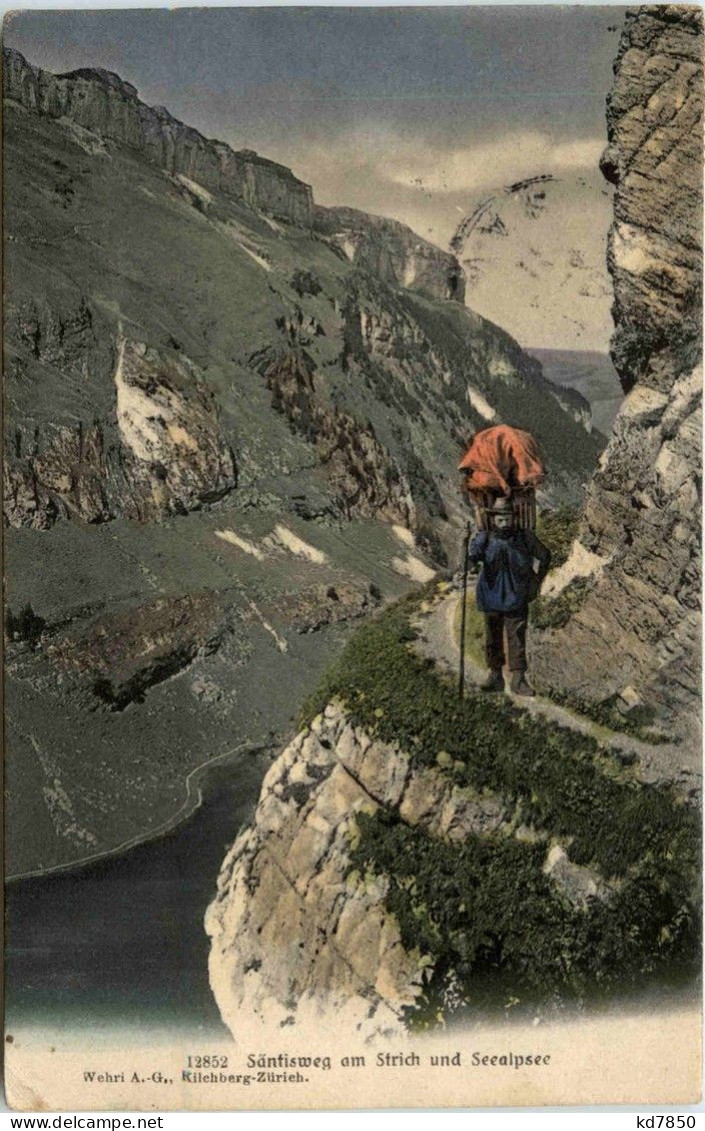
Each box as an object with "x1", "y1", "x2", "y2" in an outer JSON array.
[
  {"x1": 314, "y1": 205, "x2": 466, "y2": 304},
  {"x1": 205, "y1": 702, "x2": 603, "y2": 1040},
  {"x1": 205, "y1": 703, "x2": 508, "y2": 1039}
]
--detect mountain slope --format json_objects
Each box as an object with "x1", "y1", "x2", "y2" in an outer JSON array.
[
  {"x1": 207, "y1": 589, "x2": 699, "y2": 1037},
  {"x1": 530, "y1": 349, "x2": 622, "y2": 435},
  {"x1": 3, "y1": 48, "x2": 604, "y2": 874}
]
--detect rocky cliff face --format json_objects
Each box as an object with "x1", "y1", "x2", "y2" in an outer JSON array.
[
  {"x1": 205, "y1": 701, "x2": 606, "y2": 1038},
  {"x1": 315, "y1": 205, "x2": 466, "y2": 303},
  {"x1": 530, "y1": 5, "x2": 702, "y2": 750},
  {"x1": 206, "y1": 705, "x2": 427, "y2": 1039},
  {"x1": 3, "y1": 47, "x2": 314, "y2": 227}
]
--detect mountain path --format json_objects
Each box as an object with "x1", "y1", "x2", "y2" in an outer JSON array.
[{"x1": 412, "y1": 590, "x2": 700, "y2": 801}]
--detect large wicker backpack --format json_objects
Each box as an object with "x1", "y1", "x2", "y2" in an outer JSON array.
[{"x1": 458, "y1": 424, "x2": 546, "y2": 530}]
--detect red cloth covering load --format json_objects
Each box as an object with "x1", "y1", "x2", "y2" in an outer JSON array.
[{"x1": 458, "y1": 425, "x2": 546, "y2": 496}]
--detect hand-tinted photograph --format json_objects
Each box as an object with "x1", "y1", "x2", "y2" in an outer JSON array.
[{"x1": 3, "y1": 4, "x2": 702, "y2": 1110}]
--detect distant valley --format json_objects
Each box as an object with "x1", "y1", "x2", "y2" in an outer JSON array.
[{"x1": 529, "y1": 349, "x2": 623, "y2": 436}]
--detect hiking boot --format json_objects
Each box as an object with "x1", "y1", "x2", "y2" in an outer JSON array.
[
  {"x1": 510, "y1": 672, "x2": 535, "y2": 697},
  {"x1": 481, "y1": 670, "x2": 505, "y2": 693}
]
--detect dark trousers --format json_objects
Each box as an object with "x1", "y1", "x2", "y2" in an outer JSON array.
[{"x1": 484, "y1": 611, "x2": 527, "y2": 672}]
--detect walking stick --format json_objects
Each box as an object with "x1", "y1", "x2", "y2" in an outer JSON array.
[{"x1": 458, "y1": 522, "x2": 472, "y2": 699}]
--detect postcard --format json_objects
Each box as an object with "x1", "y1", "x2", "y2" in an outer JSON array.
[{"x1": 3, "y1": 4, "x2": 702, "y2": 1111}]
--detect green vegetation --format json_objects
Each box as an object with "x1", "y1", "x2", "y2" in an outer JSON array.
[
  {"x1": 536, "y1": 504, "x2": 581, "y2": 568},
  {"x1": 531, "y1": 576, "x2": 591, "y2": 630},
  {"x1": 303, "y1": 590, "x2": 700, "y2": 1021},
  {"x1": 453, "y1": 589, "x2": 486, "y2": 668}
]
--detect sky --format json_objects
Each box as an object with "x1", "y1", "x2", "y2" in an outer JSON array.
[{"x1": 5, "y1": 6, "x2": 627, "y2": 248}]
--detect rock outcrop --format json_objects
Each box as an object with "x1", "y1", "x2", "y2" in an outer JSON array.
[
  {"x1": 3, "y1": 47, "x2": 314, "y2": 227},
  {"x1": 261, "y1": 349, "x2": 415, "y2": 527},
  {"x1": 530, "y1": 6, "x2": 702, "y2": 751},
  {"x1": 532, "y1": 349, "x2": 623, "y2": 436},
  {"x1": 600, "y1": 7, "x2": 703, "y2": 386},
  {"x1": 546, "y1": 382, "x2": 594, "y2": 434},
  {"x1": 4, "y1": 337, "x2": 237, "y2": 527},
  {"x1": 315, "y1": 205, "x2": 466, "y2": 303},
  {"x1": 4, "y1": 46, "x2": 465, "y2": 304},
  {"x1": 205, "y1": 700, "x2": 609, "y2": 1038}
]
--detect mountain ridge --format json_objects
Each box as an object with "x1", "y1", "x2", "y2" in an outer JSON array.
[
  {"x1": 3, "y1": 42, "x2": 604, "y2": 874},
  {"x1": 3, "y1": 45, "x2": 315, "y2": 226}
]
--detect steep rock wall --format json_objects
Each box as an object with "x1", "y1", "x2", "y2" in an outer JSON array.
[
  {"x1": 4, "y1": 337, "x2": 237, "y2": 527},
  {"x1": 600, "y1": 6, "x2": 702, "y2": 387},
  {"x1": 205, "y1": 701, "x2": 606, "y2": 1038},
  {"x1": 3, "y1": 47, "x2": 314, "y2": 226},
  {"x1": 206, "y1": 581, "x2": 699, "y2": 1038},
  {"x1": 530, "y1": 6, "x2": 702, "y2": 749},
  {"x1": 315, "y1": 205, "x2": 466, "y2": 303}
]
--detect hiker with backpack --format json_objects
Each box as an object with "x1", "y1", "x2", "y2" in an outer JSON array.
[
  {"x1": 457, "y1": 424, "x2": 552, "y2": 698},
  {"x1": 468, "y1": 496, "x2": 551, "y2": 696}
]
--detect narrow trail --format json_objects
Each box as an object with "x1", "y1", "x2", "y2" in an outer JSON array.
[{"x1": 413, "y1": 589, "x2": 700, "y2": 801}]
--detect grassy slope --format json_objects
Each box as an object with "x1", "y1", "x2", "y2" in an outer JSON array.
[
  {"x1": 303, "y1": 590, "x2": 700, "y2": 1021},
  {"x1": 5, "y1": 99, "x2": 606, "y2": 511}
]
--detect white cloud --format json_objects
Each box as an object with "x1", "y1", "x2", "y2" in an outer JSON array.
[
  {"x1": 551, "y1": 137, "x2": 606, "y2": 170},
  {"x1": 285, "y1": 127, "x2": 605, "y2": 220},
  {"x1": 382, "y1": 131, "x2": 605, "y2": 194},
  {"x1": 274, "y1": 125, "x2": 607, "y2": 252}
]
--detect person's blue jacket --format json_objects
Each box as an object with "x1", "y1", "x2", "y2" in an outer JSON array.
[{"x1": 469, "y1": 529, "x2": 551, "y2": 615}]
